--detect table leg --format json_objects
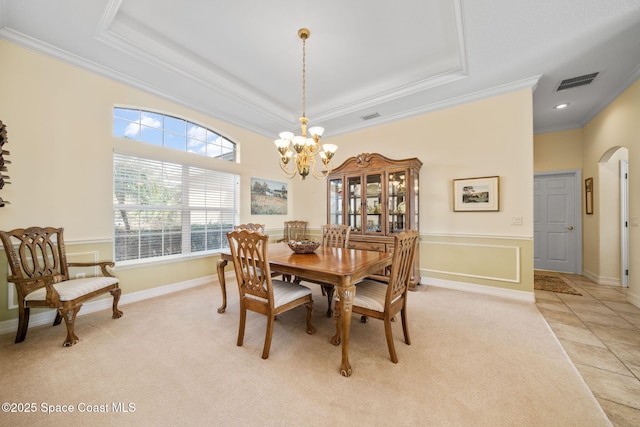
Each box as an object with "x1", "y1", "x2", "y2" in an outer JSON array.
[
  {"x1": 332, "y1": 284, "x2": 354, "y2": 377},
  {"x1": 217, "y1": 258, "x2": 228, "y2": 313}
]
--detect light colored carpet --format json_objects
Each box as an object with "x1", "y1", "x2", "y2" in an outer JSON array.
[{"x1": 0, "y1": 282, "x2": 611, "y2": 426}]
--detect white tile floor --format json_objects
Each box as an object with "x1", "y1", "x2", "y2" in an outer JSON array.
[{"x1": 535, "y1": 272, "x2": 640, "y2": 426}]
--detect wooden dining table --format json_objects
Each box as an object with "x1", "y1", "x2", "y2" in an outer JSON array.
[{"x1": 216, "y1": 242, "x2": 393, "y2": 377}]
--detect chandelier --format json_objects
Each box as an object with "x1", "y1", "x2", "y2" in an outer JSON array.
[{"x1": 274, "y1": 28, "x2": 337, "y2": 180}]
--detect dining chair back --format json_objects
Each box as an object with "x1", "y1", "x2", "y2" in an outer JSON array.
[
  {"x1": 317, "y1": 224, "x2": 351, "y2": 316},
  {"x1": 233, "y1": 223, "x2": 289, "y2": 280},
  {"x1": 280, "y1": 220, "x2": 308, "y2": 242},
  {"x1": 336, "y1": 229, "x2": 419, "y2": 363},
  {"x1": 234, "y1": 223, "x2": 265, "y2": 233},
  {"x1": 226, "y1": 229, "x2": 316, "y2": 359},
  {"x1": 321, "y1": 224, "x2": 351, "y2": 248}
]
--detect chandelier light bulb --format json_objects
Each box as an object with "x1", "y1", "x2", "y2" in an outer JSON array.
[{"x1": 308, "y1": 126, "x2": 324, "y2": 138}]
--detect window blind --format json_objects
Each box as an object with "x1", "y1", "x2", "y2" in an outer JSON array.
[{"x1": 113, "y1": 154, "x2": 239, "y2": 262}]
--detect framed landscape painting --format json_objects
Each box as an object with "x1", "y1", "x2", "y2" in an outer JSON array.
[
  {"x1": 453, "y1": 176, "x2": 500, "y2": 212},
  {"x1": 251, "y1": 178, "x2": 287, "y2": 215}
]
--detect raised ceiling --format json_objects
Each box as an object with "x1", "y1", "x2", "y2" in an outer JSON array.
[{"x1": 2, "y1": 0, "x2": 640, "y2": 138}]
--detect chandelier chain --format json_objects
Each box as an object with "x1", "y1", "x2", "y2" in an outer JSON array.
[{"x1": 301, "y1": 35, "x2": 306, "y2": 118}]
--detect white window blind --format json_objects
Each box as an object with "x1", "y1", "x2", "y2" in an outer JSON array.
[{"x1": 113, "y1": 154, "x2": 239, "y2": 263}]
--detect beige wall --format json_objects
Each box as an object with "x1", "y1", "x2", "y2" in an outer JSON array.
[
  {"x1": 534, "y1": 128, "x2": 583, "y2": 173},
  {"x1": 0, "y1": 40, "x2": 537, "y2": 324}
]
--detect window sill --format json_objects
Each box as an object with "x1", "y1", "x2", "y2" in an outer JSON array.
[{"x1": 114, "y1": 251, "x2": 221, "y2": 270}]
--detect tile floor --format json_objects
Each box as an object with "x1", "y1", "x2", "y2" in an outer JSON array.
[{"x1": 535, "y1": 272, "x2": 640, "y2": 426}]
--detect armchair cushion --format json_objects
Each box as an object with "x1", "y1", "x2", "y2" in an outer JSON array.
[{"x1": 25, "y1": 276, "x2": 119, "y2": 302}]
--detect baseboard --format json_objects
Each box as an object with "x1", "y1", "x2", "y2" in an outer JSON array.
[
  {"x1": 582, "y1": 269, "x2": 621, "y2": 287},
  {"x1": 626, "y1": 290, "x2": 640, "y2": 310},
  {"x1": 422, "y1": 276, "x2": 535, "y2": 303},
  {"x1": 0, "y1": 275, "x2": 216, "y2": 337}
]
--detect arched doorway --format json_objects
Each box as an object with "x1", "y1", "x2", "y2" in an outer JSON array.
[{"x1": 597, "y1": 146, "x2": 629, "y2": 287}]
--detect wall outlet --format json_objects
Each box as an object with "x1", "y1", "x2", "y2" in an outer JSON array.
[
  {"x1": 75, "y1": 272, "x2": 86, "y2": 279},
  {"x1": 511, "y1": 216, "x2": 523, "y2": 225}
]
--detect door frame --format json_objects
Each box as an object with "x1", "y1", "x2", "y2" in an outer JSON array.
[
  {"x1": 621, "y1": 159, "x2": 629, "y2": 287},
  {"x1": 534, "y1": 169, "x2": 583, "y2": 274}
]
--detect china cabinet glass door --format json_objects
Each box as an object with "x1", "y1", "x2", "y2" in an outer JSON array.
[
  {"x1": 347, "y1": 176, "x2": 362, "y2": 232},
  {"x1": 365, "y1": 174, "x2": 382, "y2": 234},
  {"x1": 328, "y1": 178, "x2": 343, "y2": 225},
  {"x1": 387, "y1": 170, "x2": 407, "y2": 234}
]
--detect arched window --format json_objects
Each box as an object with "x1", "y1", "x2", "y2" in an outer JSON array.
[{"x1": 113, "y1": 107, "x2": 236, "y2": 161}]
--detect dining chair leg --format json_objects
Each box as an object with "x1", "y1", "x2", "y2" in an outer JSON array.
[
  {"x1": 53, "y1": 311, "x2": 63, "y2": 326},
  {"x1": 401, "y1": 308, "x2": 411, "y2": 345},
  {"x1": 60, "y1": 305, "x2": 81, "y2": 347},
  {"x1": 110, "y1": 288, "x2": 124, "y2": 318},
  {"x1": 15, "y1": 306, "x2": 30, "y2": 343},
  {"x1": 305, "y1": 301, "x2": 316, "y2": 335},
  {"x1": 262, "y1": 316, "x2": 276, "y2": 359},
  {"x1": 237, "y1": 307, "x2": 247, "y2": 346},
  {"x1": 384, "y1": 315, "x2": 398, "y2": 363}
]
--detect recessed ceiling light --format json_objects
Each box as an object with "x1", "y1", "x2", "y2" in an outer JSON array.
[{"x1": 554, "y1": 103, "x2": 569, "y2": 110}]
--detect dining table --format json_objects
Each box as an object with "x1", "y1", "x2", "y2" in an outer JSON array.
[{"x1": 216, "y1": 242, "x2": 393, "y2": 377}]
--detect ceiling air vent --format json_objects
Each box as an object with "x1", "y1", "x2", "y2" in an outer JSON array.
[
  {"x1": 556, "y1": 72, "x2": 599, "y2": 91},
  {"x1": 361, "y1": 112, "x2": 380, "y2": 121}
]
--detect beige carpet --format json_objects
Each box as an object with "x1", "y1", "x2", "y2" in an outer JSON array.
[
  {"x1": 534, "y1": 273, "x2": 582, "y2": 295},
  {"x1": 0, "y1": 282, "x2": 611, "y2": 426}
]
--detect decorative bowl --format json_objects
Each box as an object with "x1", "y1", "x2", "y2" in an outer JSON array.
[{"x1": 288, "y1": 240, "x2": 321, "y2": 254}]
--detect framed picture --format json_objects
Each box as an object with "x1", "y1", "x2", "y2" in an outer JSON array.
[
  {"x1": 251, "y1": 178, "x2": 288, "y2": 215},
  {"x1": 585, "y1": 177, "x2": 593, "y2": 214},
  {"x1": 453, "y1": 176, "x2": 500, "y2": 212}
]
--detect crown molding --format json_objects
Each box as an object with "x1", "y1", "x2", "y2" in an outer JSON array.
[{"x1": 328, "y1": 75, "x2": 542, "y2": 137}]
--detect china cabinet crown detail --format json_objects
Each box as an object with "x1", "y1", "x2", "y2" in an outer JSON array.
[{"x1": 327, "y1": 153, "x2": 422, "y2": 288}]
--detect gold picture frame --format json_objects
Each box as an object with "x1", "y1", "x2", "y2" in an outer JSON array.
[
  {"x1": 250, "y1": 177, "x2": 288, "y2": 215},
  {"x1": 453, "y1": 176, "x2": 500, "y2": 212},
  {"x1": 585, "y1": 177, "x2": 593, "y2": 214}
]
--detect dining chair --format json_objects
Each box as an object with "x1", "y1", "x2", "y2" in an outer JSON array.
[
  {"x1": 295, "y1": 224, "x2": 351, "y2": 317},
  {"x1": 227, "y1": 229, "x2": 316, "y2": 359},
  {"x1": 277, "y1": 220, "x2": 308, "y2": 242},
  {"x1": 335, "y1": 230, "x2": 419, "y2": 363},
  {"x1": 0, "y1": 226, "x2": 122, "y2": 347}
]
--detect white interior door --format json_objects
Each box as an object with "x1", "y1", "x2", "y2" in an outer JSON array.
[{"x1": 534, "y1": 172, "x2": 581, "y2": 273}]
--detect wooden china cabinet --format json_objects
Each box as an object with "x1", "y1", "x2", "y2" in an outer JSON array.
[{"x1": 327, "y1": 153, "x2": 422, "y2": 289}]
